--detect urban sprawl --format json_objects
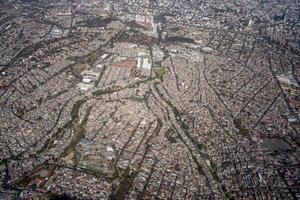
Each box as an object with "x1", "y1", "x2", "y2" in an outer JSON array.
[{"x1": 0, "y1": 0, "x2": 299, "y2": 199}]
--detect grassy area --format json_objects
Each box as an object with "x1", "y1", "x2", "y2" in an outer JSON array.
[
  {"x1": 130, "y1": 95, "x2": 144, "y2": 102},
  {"x1": 64, "y1": 102, "x2": 90, "y2": 157},
  {"x1": 17, "y1": 176, "x2": 31, "y2": 188},
  {"x1": 154, "y1": 67, "x2": 167, "y2": 80},
  {"x1": 164, "y1": 128, "x2": 177, "y2": 143},
  {"x1": 0, "y1": 159, "x2": 7, "y2": 166},
  {"x1": 233, "y1": 118, "x2": 251, "y2": 139},
  {"x1": 73, "y1": 63, "x2": 91, "y2": 75},
  {"x1": 109, "y1": 168, "x2": 135, "y2": 200},
  {"x1": 71, "y1": 99, "x2": 87, "y2": 120},
  {"x1": 220, "y1": 161, "x2": 232, "y2": 170}
]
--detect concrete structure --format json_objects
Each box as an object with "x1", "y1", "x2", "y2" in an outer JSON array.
[
  {"x1": 77, "y1": 69, "x2": 102, "y2": 91},
  {"x1": 96, "y1": 64, "x2": 103, "y2": 69},
  {"x1": 153, "y1": 23, "x2": 159, "y2": 38},
  {"x1": 82, "y1": 77, "x2": 92, "y2": 83},
  {"x1": 105, "y1": 4, "x2": 114, "y2": 13},
  {"x1": 50, "y1": 27, "x2": 64, "y2": 38},
  {"x1": 101, "y1": 54, "x2": 109, "y2": 60},
  {"x1": 81, "y1": 69, "x2": 101, "y2": 78},
  {"x1": 77, "y1": 82, "x2": 95, "y2": 91},
  {"x1": 277, "y1": 74, "x2": 300, "y2": 123},
  {"x1": 137, "y1": 52, "x2": 152, "y2": 70},
  {"x1": 201, "y1": 46, "x2": 214, "y2": 54},
  {"x1": 277, "y1": 75, "x2": 300, "y2": 88},
  {"x1": 135, "y1": 14, "x2": 155, "y2": 26}
]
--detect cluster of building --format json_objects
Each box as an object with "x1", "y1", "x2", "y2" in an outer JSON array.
[
  {"x1": 0, "y1": 0, "x2": 299, "y2": 199},
  {"x1": 76, "y1": 54, "x2": 110, "y2": 92},
  {"x1": 277, "y1": 74, "x2": 300, "y2": 125}
]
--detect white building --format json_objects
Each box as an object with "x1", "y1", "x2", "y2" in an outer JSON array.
[
  {"x1": 137, "y1": 52, "x2": 152, "y2": 70},
  {"x1": 77, "y1": 82, "x2": 95, "y2": 91},
  {"x1": 81, "y1": 69, "x2": 101, "y2": 78},
  {"x1": 135, "y1": 14, "x2": 155, "y2": 26}
]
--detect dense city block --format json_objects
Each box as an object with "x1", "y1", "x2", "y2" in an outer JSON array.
[{"x1": 0, "y1": 0, "x2": 299, "y2": 199}]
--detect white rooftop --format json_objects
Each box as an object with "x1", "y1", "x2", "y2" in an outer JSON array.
[
  {"x1": 277, "y1": 75, "x2": 299, "y2": 87},
  {"x1": 81, "y1": 70, "x2": 101, "y2": 77},
  {"x1": 77, "y1": 82, "x2": 95, "y2": 91}
]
